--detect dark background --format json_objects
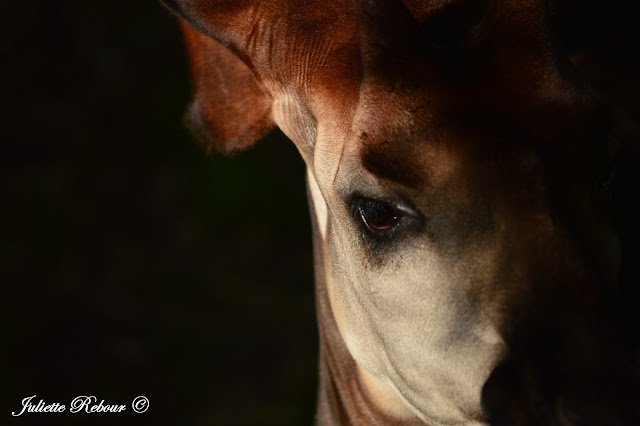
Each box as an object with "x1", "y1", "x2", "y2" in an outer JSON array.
[
  {"x1": 1, "y1": 1, "x2": 639, "y2": 426},
  {"x1": 1, "y1": 1, "x2": 316, "y2": 425}
]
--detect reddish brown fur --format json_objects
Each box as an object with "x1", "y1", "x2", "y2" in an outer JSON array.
[
  {"x1": 162, "y1": 0, "x2": 639, "y2": 424},
  {"x1": 182, "y1": 22, "x2": 274, "y2": 152},
  {"x1": 177, "y1": 0, "x2": 363, "y2": 154}
]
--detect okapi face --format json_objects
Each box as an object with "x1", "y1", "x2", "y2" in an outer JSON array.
[{"x1": 162, "y1": 0, "x2": 639, "y2": 423}]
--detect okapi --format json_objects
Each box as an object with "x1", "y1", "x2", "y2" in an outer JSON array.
[{"x1": 161, "y1": 0, "x2": 640, "y2": 424}]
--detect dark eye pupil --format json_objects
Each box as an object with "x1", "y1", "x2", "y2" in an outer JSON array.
[{"x1": 359, "y1": 200, "x2": 400, "y2": 231}]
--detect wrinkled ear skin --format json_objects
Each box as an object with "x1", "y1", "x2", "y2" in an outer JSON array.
[{"x1": 177, "y1": 19, "x2": 275, "y2": 154}]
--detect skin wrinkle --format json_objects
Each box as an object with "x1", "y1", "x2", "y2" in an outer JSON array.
[
  {"x1": 323, "y1": 8, "x2": 368, "y2": 192},
  {"x1": 272, "y1": 91, "x2": 318, "y2": 163},
  {"x1": 243, "y1": 6, "x2": 261, "y2": 55},
  {"x1": 341, "y1": 244, "x2": 427, "y2": 421},
  {"x1": 266, "y1": 16, "x2": 278, "y2": 72},
  {"x1": 307, "y1": 168, "x2": 329, "y2": 241},
  {"x1": 327, "y1": 213, "x2": 404, "y2": 420},
  {"x1": 286, "y1": 26, "x2": 336, "y2": 91},
  {"x1": 356, "y1": 365, "x2": 416, "y2": 421}
]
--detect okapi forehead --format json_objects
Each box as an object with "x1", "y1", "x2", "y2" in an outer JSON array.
[
  {"x1": 346, "y1": 0, "x2": 586, "y2": 190},
  {"x1": 401, "y1": 0, "x2": 487, "y2": 25},
  {"x1": 357, "y1": 117, "x2": 458, "y2": 190},
  {"x1": 357, "y1": 90, "x2": 608, "y2": 193}
]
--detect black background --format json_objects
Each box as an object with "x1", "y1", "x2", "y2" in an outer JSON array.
[{"x1": 1, "y1": 1, "x2": 316, "y2": 425}]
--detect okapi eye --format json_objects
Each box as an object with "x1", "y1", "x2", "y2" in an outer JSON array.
[
  {"x1": 349, "y1": 196, "x2": 424, "y2": 248},
  {"x1": 349, "y1": 195, "x2": 423, "y2": 244},
  {"x1": 357, "y1": 199, "x2": 402, "y2": 232}
]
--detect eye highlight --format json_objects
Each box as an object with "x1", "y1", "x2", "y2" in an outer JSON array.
[{"x1": 358, "y1": 199, "x2": 402, "y2": 231}]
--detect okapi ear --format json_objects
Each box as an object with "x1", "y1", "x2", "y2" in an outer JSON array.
[
  {"x1": 161, "y1": 0, "x2": 274, "y2": 153},
  {"x1": 180, "y1": 22, "x2": 274, "y2": 153}
]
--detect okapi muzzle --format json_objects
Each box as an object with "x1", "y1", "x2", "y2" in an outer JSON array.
[{"x1": 162, "y1": 0, "x2": 640, "y2": 424}]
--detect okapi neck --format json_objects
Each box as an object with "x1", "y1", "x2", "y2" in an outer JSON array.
[{"x1": 313, "y1": 262, "x2": 422, "y2": 425}]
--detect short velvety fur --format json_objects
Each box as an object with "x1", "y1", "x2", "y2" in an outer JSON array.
[
  {"x1": 181, "y1": 22, "x2": 275, "y2": 153},
  {"x1": 162, "y1": 0, "x2": 640, "y2": 424}
]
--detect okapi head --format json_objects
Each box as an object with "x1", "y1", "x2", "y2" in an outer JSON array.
[{"x1": 162, "y1": 0, "x2": 640, "y2": 424}]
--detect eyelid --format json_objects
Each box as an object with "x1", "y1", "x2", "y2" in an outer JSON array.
[
  {"x1": 366, "y1": 197, "x2": 420, "y2": 221},
  {"x1": 392, "y1": 201, "x2": 421, "y2": 218},
  {"x1": 350, "y1": 194, "x2": 419, "y2": 213}
]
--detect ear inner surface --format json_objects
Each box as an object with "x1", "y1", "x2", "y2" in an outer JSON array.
[{"x1": 181, "y1": 21, "x2": 274, "y2": 153}]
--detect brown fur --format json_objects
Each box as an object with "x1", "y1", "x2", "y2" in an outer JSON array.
[{"x1": 162, "y1": 0, "x2": 639, "y2": 424}]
